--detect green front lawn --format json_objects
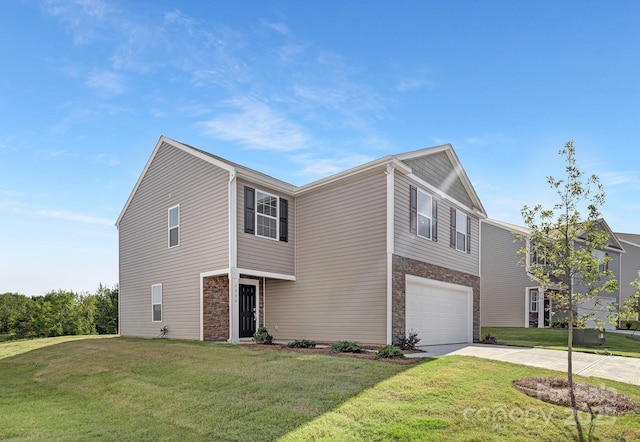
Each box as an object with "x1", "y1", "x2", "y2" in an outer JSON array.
[
  {"x1": 1, "y1": 336, "x2": 640, "y2": 441},
  {"x1": 482, "y1": 327, "x2": 640, "y2": 358}
]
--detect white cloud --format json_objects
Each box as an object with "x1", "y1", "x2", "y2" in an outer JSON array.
[
  {"x1": 200, "y1": 99, "x2": 310, "y2": 152},
  {"x1": 463, "y1": 134, "x2": 511, "y2": 146},
  {"x1": 44, "y1": 0, "x2": 114, "y2": 44},
  {"x1": 4, "y1": 199, "x2": 114, "y2": 226},
  {"x1": 395, "y1": 68, "x2": 436, "y2": 93},
  {"x1": 600, "y1": 171, "x2": 637, "y2": 187},
  {"x1": 35, "y1": 209, "x2": 113, "y2": 226},
  {"x1": 92, "y1": 153, "x2": 120, "y2": 167},
  {"x1": 290, "y1": 151, "x2": 376, "y2": 180},
  {"x1": 85, "y1": 70, "x2": 126, "y2": 95}
]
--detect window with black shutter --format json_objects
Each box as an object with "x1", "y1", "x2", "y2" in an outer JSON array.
[
  {"x1": 279, "y1": 198, "x2": 288, "y2": 242},
  {"x1": 244, "y1": 186, "x2": 255, "y2": 234}
]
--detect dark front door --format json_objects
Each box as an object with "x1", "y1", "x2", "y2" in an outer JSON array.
[
  {"x1": 239, "y1": 284, "x2": 256, "y2": 338},
  {"x1": 543, "y1": 297, "x2": 551, "y2": 327}
]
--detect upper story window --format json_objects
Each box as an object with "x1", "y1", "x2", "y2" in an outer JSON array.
[
  {"x1": 409, "y1": 185, "x2": 437, "y2": 241},
  {"x1": 593, "y1": 250, "x2": 609, "y2": 272},
  {"x1": 168, "y1": 205, "x2": 179, "y2": 248},
  {"x1": 450, "y1": 208, "x2": 470, "y2": 253},
  {"x1": 256, "y1": 190, "x2": 278, "y2": 240},
  {"x1": 244, "y1": 186, "x2": 288, "y2": 242},
  {"x1": 530, "y1": 249, "x2": 547, "y2": 266},
  {"x1": 417, "y1": 189, "x2": 432, "y2": 239}
]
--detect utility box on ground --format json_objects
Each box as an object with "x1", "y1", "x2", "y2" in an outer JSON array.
[{"x1": 572, "y1": 328, "x2": 605, "y2": 346}]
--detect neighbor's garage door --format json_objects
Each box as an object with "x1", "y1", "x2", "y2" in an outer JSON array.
[{"x1": 405, "y1": 275, "x2": 473, "y2": 345}]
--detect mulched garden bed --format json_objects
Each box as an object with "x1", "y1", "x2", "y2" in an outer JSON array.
[
  {"x1": 513, "y1": 377, "x2": 640, "y2": 416},
  {"x1": 245, "y1": 344, "x2": 424, "y2": 365}
]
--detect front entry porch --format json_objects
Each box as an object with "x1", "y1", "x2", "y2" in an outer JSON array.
[{"x1": 526, "y1": 287, "x2": 551, "y2": 328}]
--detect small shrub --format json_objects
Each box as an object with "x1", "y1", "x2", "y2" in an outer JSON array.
[
  {"x1": 253, "y1": 326, "x2": 273, "y2": 345},
  {"x1": 330, "y1": 341, "x2": 365, "y2": 353},
  {"x1": 394, "y1": 329, "x2": 421, "y2": 350},
  {"x1": 481, "y1": 333, "x2": 497, "y2": 344},
  {"x1": 375, "y1": 345, "x2": 405, "y2": 359},
  {"x1": 286, "y1": 339, "x2": 316, "y2": 348}
]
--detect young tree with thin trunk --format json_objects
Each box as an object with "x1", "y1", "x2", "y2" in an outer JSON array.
[{"x1": 517, "y1": 141, "x2": 618, "y2": 442}]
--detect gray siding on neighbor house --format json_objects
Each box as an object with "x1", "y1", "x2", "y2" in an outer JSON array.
[
  {"x1": 265, "y1": 168, "x2": 388, "y2": 344},
  {"x1": 480, "y1": 221, "x2": 532, "y2": 327},
  {"x1": 402, "y1": 151, "x2": 473, "y2": 208},
  {"x1": 236, "y1": 179, "x2": 295, "y2": 276},
  {"x1": 571, "y1": 243, "x2": 621, "y2": 302},
  {"x1": 394, "y1": 173, "x2": 480, "y2": 277},
  {"x1": 119, "y1": 142, "x2": 230, "y2": 339},
  {"x1": 619, "y1": 239, "x2": 640, "y2": 307}
]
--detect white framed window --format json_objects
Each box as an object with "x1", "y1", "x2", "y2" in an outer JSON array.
[
  {"x1": 168, "y1": 205, "x2": 180, "y2": 248},
  {"x1": 593, "y1": 250, "x2": 609, "y2": 272},
  {"x1": 455, "y1": 210, "x2": 467, "y2": 252},
  {"x1": 256, "y1": 190, "x2": 278, "y2": 240},
  {"x1": 417, "y1": 189, "x2": 433, "y2": 239},
  {"x1": 530, "y1": 289, "x2": 539, "y2": 313},
  {"x1": 152, "y1": 284, "x2": 162, "y2": 322}
]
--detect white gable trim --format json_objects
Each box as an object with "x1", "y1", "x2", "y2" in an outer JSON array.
[
  {"x1": 116, "y1": 136, "x2": 235, "y2": 228},
  {"x1": 396, "y1": 144, "x2": 486, "y2": 218},
  {"x1": 409, "y1": 173, "x2": 485, "y2": 218}
]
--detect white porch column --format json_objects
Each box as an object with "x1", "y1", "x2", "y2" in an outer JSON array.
[{"x1": 229, "y1": 269, "x2": 240, "y2": 343}]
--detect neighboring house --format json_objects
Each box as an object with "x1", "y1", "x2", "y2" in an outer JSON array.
[
  {"x1": 481, "y1": 218, "x2": 624, "y2": 330},
  {"x1": 616, "y1": 233, "x2": 640, "y2": 318},
  {"x1": 116, "y1": 136, "x2": 487, "y2": 345}
]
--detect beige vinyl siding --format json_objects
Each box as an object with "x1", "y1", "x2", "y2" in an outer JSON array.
[
  {"x1": 480, "y1": 221, "x2": 531, "y2": 326},
  {"x1": 620, "y1": 240, "x2": 640, "y2": 308},
  {"x1": 119, "y1": 141, "x2": 230, "y2": 339},
  {"x1": 394, "y1": 173, "x2": 479, "y2": 276},
  {"x1": 265, "y1": 168, "x2": 388, "y2": 344},
  {"x1": 402, "y1": 151, "x2": 473, "y2": 208},
  {"x1": 236, "y1": 179, "x2": 295, "y2": 275}
]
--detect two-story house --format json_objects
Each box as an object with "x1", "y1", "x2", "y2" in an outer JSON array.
[
  {"x1": 116, "y1": 136, "x2": 486, "y2": 345},
  {"x1": 480, "y1": 218, "x2": 625, "y2": 330}
]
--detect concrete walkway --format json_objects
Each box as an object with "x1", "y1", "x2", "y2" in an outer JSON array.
[{"x1": 408, "y1": 343, "x2": 640, "y2": 386}]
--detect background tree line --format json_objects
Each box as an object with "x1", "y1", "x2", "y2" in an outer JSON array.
[{"x1": 0, "y1": 284, "x2": 118, "y2": 338}]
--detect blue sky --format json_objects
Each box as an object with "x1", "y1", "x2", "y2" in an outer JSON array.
[{"x1": 2, "y1": 0, "x2": 639, "y2": 296}]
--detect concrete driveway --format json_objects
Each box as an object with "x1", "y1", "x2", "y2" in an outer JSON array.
[{"x1": 408, "y1": 343, "x2": 640, "y2": 386}]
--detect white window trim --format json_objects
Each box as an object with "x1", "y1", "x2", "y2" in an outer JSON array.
[
  {"x1": 168, "y1": 204, "x2": 180, "y2": 248},
  {"x1": 152, "y1": 284, "x2": 162, "y2": 323},
  {"x1": 416, "y1": 188, "x2": 433, "y2": 240},
  {"x1": 593, "y1": 249, "x2": 608, "y2": 272},
  {"x1": 530, "y1": 289, "x2": 539, "y2": 313},
  {"x1": 255, "y1": 190, "x2": 279, "y2": 241},
  {"x1": 455, "y1": 209, "x2": 467, "y2": 252}
]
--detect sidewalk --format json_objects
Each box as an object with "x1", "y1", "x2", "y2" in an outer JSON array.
[{"x1": 408, "y1": 343, "x2": 640, "y2": 386}]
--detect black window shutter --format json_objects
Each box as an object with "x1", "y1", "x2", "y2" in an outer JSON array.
[
  {"x1": 244, "y1": 186, "x2": 255, "y2": 234},
  {"x1": 279, "y1": 198, "x2": 288, "y2": 242},
  {"x1": 450, "y1": 207, "x2": 456, "y2": 248},
  {"x1": 466, "y1": 216, "x2": 472, "y2": 253},
  {"x1": 409, "y1": 186, "x2": 417, "y2": 234},
  {"x1": 432, "y1": 200, "x2": 438, "y2": 242}
]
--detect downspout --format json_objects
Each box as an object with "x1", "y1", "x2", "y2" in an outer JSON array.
[
  {"x1": 228, "y1": 169, "x2": 239, "y2": 343},
  {"x1": 385, "y1": 165, "x2": 395, "y2": 345},
  {"x1": 478, "y1": 218, "x2": 482, "y2": 336}
]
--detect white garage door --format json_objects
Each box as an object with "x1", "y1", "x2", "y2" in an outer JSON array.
[{"x1": 405, "y1": 275, "x2": 473, "y2": 345}]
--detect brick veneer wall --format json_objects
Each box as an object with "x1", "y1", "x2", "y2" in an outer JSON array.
[
  {"x1": 203, "y1": 276, "x2": 229, "y2": 341},
  {"x1": 392, "y1": 254, "x2": 481, "y2": 344}
]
